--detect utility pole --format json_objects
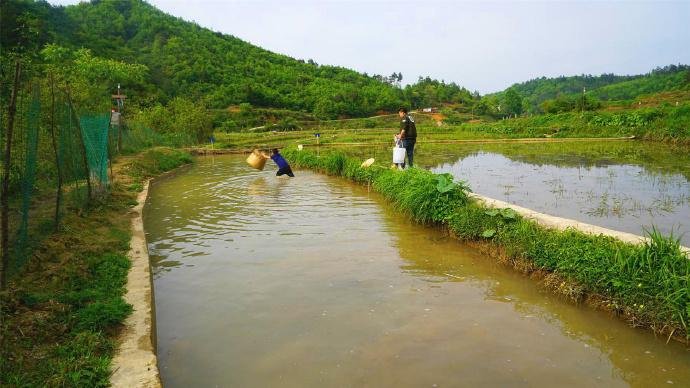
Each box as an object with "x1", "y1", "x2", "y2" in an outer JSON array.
[{"x1": 112, "y1": 83, "x2": 126, "y2": 153}]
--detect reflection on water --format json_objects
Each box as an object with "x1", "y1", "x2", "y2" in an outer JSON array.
[
  {"x1": 342, "y1": 141, "x2": 690, "y2": 246},
  {"x1": 145, "y1": 155, "x2": 690, "y2": 387}
]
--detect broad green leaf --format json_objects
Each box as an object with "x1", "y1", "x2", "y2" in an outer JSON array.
[
  {"x1": 500, "y1": 208, "x2": 518, "y2": 219},
  {"x1": 435, "y1": 174, "x2": 456, "y2": 193}
]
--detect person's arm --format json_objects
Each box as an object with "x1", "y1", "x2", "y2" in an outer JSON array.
[
  {"x1": 261, "y1": 151, "x2": 271, "y2": 159},
  {"x1": 399, "y1": 117, "x2": 408, "y2": 139}
]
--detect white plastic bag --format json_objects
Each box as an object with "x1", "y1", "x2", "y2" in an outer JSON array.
[{"x1": 393, "y1": 146, "x2": 406, "y2": 164}]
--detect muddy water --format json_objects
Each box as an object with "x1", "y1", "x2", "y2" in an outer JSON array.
[
  {"x1": 146, "y1": 155, "x2": 690, "y2": 387},
  {"x1": 343, "y1": 141, "x2": 690, "y2": 246}
]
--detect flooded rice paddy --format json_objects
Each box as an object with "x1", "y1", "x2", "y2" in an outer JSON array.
[
  {"x1": 345, "y1": 140, "x2": 690, "y2": 246},
  {"x1": 146, "y1": 154, "x2": 690, "y2": 387}
]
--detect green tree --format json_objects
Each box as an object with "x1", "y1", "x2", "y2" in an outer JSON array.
[
  {"x1": 503, "y1": 87, "x2": 524, "y2": 116},
  {"x1": 276, "y1": 117, "x2": 299, "y2": 131},
  {"x1": 574, "y1": 94, "x2": 602, "y2": 112},
  {"x1": 220, "y1": 119, "x2": 240, "y2": 133},
  {"x1": 136, "y1": 97, "x2": 212, "y2": 142},
  {"x1": 41, "y1": 44, "x2": 148, "y2": 110}
]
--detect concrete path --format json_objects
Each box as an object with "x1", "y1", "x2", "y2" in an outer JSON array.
[
  {"x1": 470, "y1": 193, "x2": 690, "y2": 255},
  {"x1": 110, "y1": 181, "x2": 161, "y2": 387}
]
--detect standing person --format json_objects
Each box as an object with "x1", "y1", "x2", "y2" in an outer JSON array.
[
  {"x1": 397, "y1": 107, "x2": 417, "y2": 168},
  {"x1": 262, "y1": 149, "x2": 295, "y2": 177}
]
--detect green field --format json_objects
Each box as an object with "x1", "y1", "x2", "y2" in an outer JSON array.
[{"x1": 204, "y1": 101, "x2": 690, "y2": 151}]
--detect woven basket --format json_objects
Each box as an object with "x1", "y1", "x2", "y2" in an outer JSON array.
[{"x1": 246, "y1": 149, "x2": 267, "y2": 170}]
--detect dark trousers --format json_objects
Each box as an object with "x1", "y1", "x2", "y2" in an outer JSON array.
[
  {"x1": 403, "y1": 138, "x2": 416, "y2": 167},
  {"x1": 277, "y1": 166, "x2": 295, "y2": 177}
]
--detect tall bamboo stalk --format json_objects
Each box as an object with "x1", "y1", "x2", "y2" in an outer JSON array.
[
  {"x1": 1, "y1": 61, "x2": 21, "y2": 290},
  {"x1": 49, "y1": 73, "x2": 63, "y2": 231}
]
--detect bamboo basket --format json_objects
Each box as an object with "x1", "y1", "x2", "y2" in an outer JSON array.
[{"x1": 246, "y1": 149, "x2": 267, "y2": 170}]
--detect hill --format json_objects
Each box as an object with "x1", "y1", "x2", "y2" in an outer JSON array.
[
  {"x1": 2, "y1": 0, "x2": 400, "y2": 117},
  {"x1": 494, "y1": 65, "x2": 690, "y2": 112},
  {"x1": 3, "y1": 0, "x2": 687, "y2": 122},
  {"x1": 2, "y1": 0, "x2": 476, "y2": 119}
]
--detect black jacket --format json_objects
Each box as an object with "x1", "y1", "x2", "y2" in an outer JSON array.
[{"x1": 400, "y1": 115, "x2": 417, "y2": 139}]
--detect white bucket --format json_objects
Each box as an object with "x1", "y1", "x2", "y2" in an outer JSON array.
[{"x1": 393, "y1": 147, "x2": 406, "y2": 164}]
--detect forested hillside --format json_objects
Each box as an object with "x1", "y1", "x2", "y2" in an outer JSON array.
[
  {"x1": 2, "y1": 0, "x2": 687, "y2": 121},
  {"x1": 2, "y1": 0, "x2": 476, "y2": 118},
  {"x1": 494, "y1": 65, "x2": 690, "y2": 112}
]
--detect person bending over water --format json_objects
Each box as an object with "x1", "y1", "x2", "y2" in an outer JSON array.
[{"x1": 262, "y1": 149, "x2": 295, "y2": 177}]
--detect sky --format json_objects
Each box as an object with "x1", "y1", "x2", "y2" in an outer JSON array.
[{"x1": 49, "y1": 0, "x2": 690, "y2": 93}]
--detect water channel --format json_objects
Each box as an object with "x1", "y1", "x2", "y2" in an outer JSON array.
[{"x1": 146, "y1": 154, "x2": 690, "y2": 387}]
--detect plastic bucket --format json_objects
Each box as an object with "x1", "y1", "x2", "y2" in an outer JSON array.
[
  {"x1": 393, "y1": 147, "x2": 406, "y2": 164},
  {"x1": 246, "y1": 149, "x2": 267, "y2": 170}
]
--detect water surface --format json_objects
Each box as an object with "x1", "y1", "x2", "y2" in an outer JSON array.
[
  {"x1": 146, "y1": 155, "x2": 690, "y2": 387},
  {"x1": 341, "y1": 141, "x2": 690, "y2": 245}
]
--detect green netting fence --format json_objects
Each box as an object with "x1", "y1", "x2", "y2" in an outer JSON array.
[
  {"x1": 58, "y1": 93, "x2": 89, "y2": 210},
  {"x1": 1, "y1": 78, "x2": 113, "y2": 275},
  {"x1": 1, "y1": 62, "x2": 197, "y2": 286},
  {"x1": 80, "y1": 114, "x2": 110, "y2": 191}
]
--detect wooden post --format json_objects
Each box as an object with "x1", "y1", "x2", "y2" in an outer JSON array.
[
  {"x1": 49, "y1": 73, "x2": 63, "y2": 231},
  {"x1": 66, "y1": 88, "x2": 92, "y2": 201},
  {"x1": 1, "y1": 61, "x2": 21, "y2": 290},
  {"x1": 117, "y1": 124, "x2": 122, "y2": 153},
  {"x1": 107, "y1": 122, "x2": 114, "y2": 185}
]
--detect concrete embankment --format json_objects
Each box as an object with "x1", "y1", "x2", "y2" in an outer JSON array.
[
  {"x1": 470, "y1": 193, "x2": 690, "y2": 255},
  {"x1": 110, "y1": 180, "x2": 161, "y2": 388}
]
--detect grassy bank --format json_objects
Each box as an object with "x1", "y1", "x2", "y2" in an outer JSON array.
[
  {"x1": 209, "y1": 101, "x2": 690, "y2": 150},
  {"x1": 210, "y1": 127, "x2": 629, "y2": 152},
  {"x1": 454, "y1": 102, "x2": 690, "y2": 142},
  {"x1": 283, "y1": 148, "x2": 690, "y2": 341},
  {"x1": 0, "y1": 148, "x2": 191, "y2": 387}
]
